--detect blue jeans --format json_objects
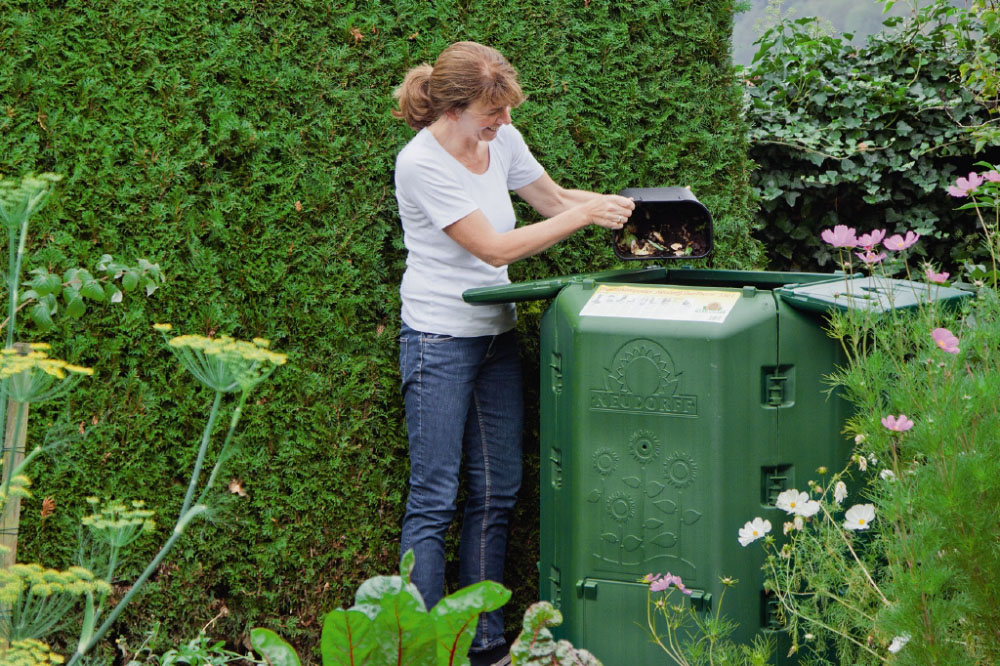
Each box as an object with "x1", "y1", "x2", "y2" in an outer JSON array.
[{"x1": 399, "y1": 323, "x2": 523, "y2": 653}]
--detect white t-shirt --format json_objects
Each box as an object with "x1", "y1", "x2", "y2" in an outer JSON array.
[{"x1": 395, "y1": 124, "x2": 545, "y2": 336}]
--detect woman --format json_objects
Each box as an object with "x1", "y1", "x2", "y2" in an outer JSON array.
[{"x1": 393, "y1": 41, "x2": 633, "y2": 666}]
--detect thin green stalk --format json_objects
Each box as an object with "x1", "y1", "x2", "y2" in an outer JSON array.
[
  {"x1": 1, "y1": 400, "x2": 27, "y2": 501},
  {"x1": 67, "y1": 504, "x2": 208, "y2": 666},
  {"x1": 766, "y1": 558, "x2": 888, "y2": 662},
  {"x1": 179, "y1": 391, "x2": 223, "y2": 522},
  {"x1": 817, "y1": 501, "x2": 891, "y2": 607},
  {"x1": 196, "y1": 392, "x2": 247, "y2": 507}
]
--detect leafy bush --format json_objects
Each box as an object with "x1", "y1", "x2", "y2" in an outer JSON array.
[
  {"x1": 739, "y1": 166, "x2": 1000, "y2": 665},
  {"x1": 1, "y1": 0, "x2": 758, "y2": 660},
  {"x1": 742, "y1": 0, "x2": 1000, "y2": 272}
]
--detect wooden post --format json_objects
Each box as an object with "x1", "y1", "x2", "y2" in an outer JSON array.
[{"x1": 0, "y1": 343, "x2": 31, "y2": 569}]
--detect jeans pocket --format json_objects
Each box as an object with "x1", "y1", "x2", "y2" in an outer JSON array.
[{"x1": 420, "y1": 332, "x2": 455, "y2": 343}]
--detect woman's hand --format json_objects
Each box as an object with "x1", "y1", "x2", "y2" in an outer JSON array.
[{"x1": 577, "y1": 194, "x2": 635, "y2": 229}]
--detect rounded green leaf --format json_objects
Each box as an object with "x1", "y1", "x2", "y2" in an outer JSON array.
[
  {"x1": 122, "y1": 270, "x2": 139, "y2": 291},
  {"x1": 64, "y1": 291, "x2": 86, "y2": 318},
  {"x1": 250, "y1": 628, "x2": 302, "y2": 666},
  {"x1": 81, "y1": 279, "x2": 105, "y2": 301},
  {"x1": 29, "y1": 301, "x2": 53, "y2": 330},
  {"x1": 105, "y1": 283, "x2": 123, "y2": 304}
]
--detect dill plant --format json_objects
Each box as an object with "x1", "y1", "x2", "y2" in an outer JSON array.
[{"x1": 0, "y1": 174, "x2": 286, "y2": 664}]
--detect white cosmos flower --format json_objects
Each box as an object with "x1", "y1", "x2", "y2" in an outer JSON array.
[
  {"x1": 798, "y1": 500, "x2": 820, "y2": 517},
  {"x1": 857, "y1": 455, "x2": 868, "y2": 471},
  {"x1": 844, "y1": 504, "x2": 876, "y2": 530},
  {"x1": 775, "y1": 489, "x2": 809, "y2": 514},
  {"x1": 888, "y1": 633, "x2": 910, "y2": 653},
  {"x1": 738, "y1": 517, "x2": 771, "y2": 547},
  {"x1": 834, "y1": 481, "x2": 848, "y2": 503},
  {"x1": 880, "y1": 469, "x2": 896, "y2": 481},
  {"x1": 793, "y1": 516, "x2": 804, "y2": 530}
]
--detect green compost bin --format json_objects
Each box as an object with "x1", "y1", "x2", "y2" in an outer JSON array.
[{"x1": 464, "y1": 269, "x2": 970, "y2": 665}]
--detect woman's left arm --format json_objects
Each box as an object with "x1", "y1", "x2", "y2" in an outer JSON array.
[{"x1": 515, "y1": 173, "x2": 606, "y2": 218}]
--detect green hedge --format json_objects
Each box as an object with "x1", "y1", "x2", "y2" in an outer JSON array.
[
  {"x1": 742, "y1": 0, "x2": 1000, "y2": 272},
  {"x1": 1, "y1": 0, "x2": 759, "y2": 661}
]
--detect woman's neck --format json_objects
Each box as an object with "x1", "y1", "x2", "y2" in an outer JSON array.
[{"x1": 428, "y1": 119, "x2": 489, "y2": 173}]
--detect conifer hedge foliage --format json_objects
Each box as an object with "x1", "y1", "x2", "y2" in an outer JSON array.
[{"x1": 1, "y1": 0, "x2": 758, "y2": 659}]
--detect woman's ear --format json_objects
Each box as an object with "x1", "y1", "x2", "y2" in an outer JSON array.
[{"x1": 442, "y1": 106, "x2": 462, "y2": 122}]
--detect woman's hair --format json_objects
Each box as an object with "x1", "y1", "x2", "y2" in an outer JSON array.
[{"x1": 393, "y1": 41, "x2": 525, "y2": 131}]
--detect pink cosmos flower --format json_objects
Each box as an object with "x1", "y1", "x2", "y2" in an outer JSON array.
[
  {"x1": 932, "y1": 327, "x2": 960, "y2": 354},
  {"x1": 884, "y1": 231, "x2": 920, "y2": 251},
  {"x1": 820, "y1": 225, "x2": 858, "y2": 248},
  {"x1": 648, "y1": 572, "x2": 693, "y2": 595},
  {"x1": 985, "y1": 170, "x2": 1000, "y2": 183},
  {"x1": 856, "y1": 229, "x2": 886, "y2": 250},
  {"x1": 855, "y1": 250, "x2": 887, "y2": 266},
  {"x1": 948, "y1": 172, "x2": 985, "y2": 197},
  {"x1": 924, "y1": 266, "x2": 949, "y2": 284},
  {"x1": 881, "y1": 414, "x2": 914, "y2": 432}
]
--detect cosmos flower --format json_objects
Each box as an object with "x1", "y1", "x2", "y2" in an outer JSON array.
[
  {"x1": 820, "y1": 225, "x2": 858, "y2": 248},
  {"x1": 932, "y1": 327, "x2": 960, "y2": 354},
  {"x1": 947, "y1": 172, "x2": 984, "y2": 197},
  {"x1": 844, "y1": 504, "x2": 876, "y2": 530},
  {"x1": 881, "y1": 414, "x2": 914, "y2": 432},
  {"x1": 883, "y1": 231, "x2": 920, "y2": 251},
  {"x1": 738, "y1": 517, "x2": 771, "y2": 547}
]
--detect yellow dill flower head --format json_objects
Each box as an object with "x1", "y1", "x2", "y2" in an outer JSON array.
[
  {"x1": 153, "y1": 323, "x2": 173, "y2": 332},
  {"x1": 6, "y1": 638, "x2": 66, "y2": 665}
]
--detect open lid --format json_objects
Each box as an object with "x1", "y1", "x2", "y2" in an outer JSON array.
[
  {"x1": 462, "y1": 267, "x2": 667, "y2": 304},
  {"x1": 776, "y1": 276, "x2": 972, "y2": 314}
]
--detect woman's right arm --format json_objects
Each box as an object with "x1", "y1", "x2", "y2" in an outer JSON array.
[{"x1": 442, "y1": 194, "x2": 634, "y2": 267}]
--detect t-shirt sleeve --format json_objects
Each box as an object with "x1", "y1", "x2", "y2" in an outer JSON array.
[
  {"x1": 396, "y1": 154, "x2": 479, "y2": 231},
  {"x1": 503, "y1": 125, "x2": 546, "y2": 190}
]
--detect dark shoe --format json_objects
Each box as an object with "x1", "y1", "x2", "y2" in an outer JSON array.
[{"x1": 469, "y1": 643, "x2": 509, "y2": 666}]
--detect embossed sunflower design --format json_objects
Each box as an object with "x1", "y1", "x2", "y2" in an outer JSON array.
[
  {"x1": 628, "y1": 430, "x2": 661, "y2": 466},
  {"x1": 606, "y1": 490, "x2": 636, "y2": 524},
  {"x1": 593, "y1": 447, "x2": 619, "y2": 476},
  {"x1": 663, "y1": 452, "x2": 698, "y2": 489}
]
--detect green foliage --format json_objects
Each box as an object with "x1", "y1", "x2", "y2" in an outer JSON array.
[
  {"x1": 745, "y1": 183, "x2": 1000, "y2": 664},
  {"x1": 126, "y1": 628, "x2": 264, "y2": 666},
  {"x1": 743, "y1": 0, "x2": 1000, "y2": 271},
  {"x1": 509, "y1": 602, "x2": 601, "y2": 666},
  {"x1": 250, "y1": 550, "x2": 510, "y2": 666},
  {"x1": 643, "y1": 576, "x2": 773, "y2": 666},
  {"x1": 0, "y1": 0, "x2": 758, "y2": 661}
]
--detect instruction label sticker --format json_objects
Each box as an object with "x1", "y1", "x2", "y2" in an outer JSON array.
[{"x1": 578, "y1": 285, "x2": 740, "y2": 323}]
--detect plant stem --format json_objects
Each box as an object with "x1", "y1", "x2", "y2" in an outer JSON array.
[
  {"x1": 179, "y1": 390, "x2": 223, "y2": 522},
  {"x1": 67, "y1": 504, "x2": 208, "y2": 666},
  {"x1": 196, "y1": 392, "x2": 247, "y2": 507},
  {"x1": 1, "y1": 399, "x2": 27, "y2": 502}
]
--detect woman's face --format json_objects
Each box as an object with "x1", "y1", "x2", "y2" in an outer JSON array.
[{"x1": 456, "y1": 99, "x2": 513, "y2": 142}]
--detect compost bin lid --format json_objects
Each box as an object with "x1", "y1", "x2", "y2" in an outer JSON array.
[
  {"x1": 775, "y1": 276, "x2": 972, "y2": 314},
  {"x1": 462, "y1": 266, "x2": 666, "y2": 304}
]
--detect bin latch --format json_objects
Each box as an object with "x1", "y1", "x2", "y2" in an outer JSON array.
[
  {"x1": 550, "y1": 447, "x2": 563, "y2": 490},
  {"x1": 762, "y1": 366, "x2": 795, "y2": 407},
  {"x1": 689, "y1": 589, "x2": 712, "y2": 612}
]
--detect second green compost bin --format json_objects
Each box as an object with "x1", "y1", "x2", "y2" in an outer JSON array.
[{"x1": 465, "y1": 267, "x2": 970, "y2": 665}]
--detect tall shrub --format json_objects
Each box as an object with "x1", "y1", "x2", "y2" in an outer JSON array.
[
  {"x1": 0, "y1": 0, "x2": 757, "y2": 659},
  {"x1": 742, "y1": 0, "x2": 1000, "y2": 272}
]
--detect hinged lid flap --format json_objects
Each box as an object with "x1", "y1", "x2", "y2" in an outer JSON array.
[
  {"x1": 776, "y1": 276, "x2": 972, "y2": 313},
  {"x1": 462, "y1": 266, "x2": 666, "y2": 304}
]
